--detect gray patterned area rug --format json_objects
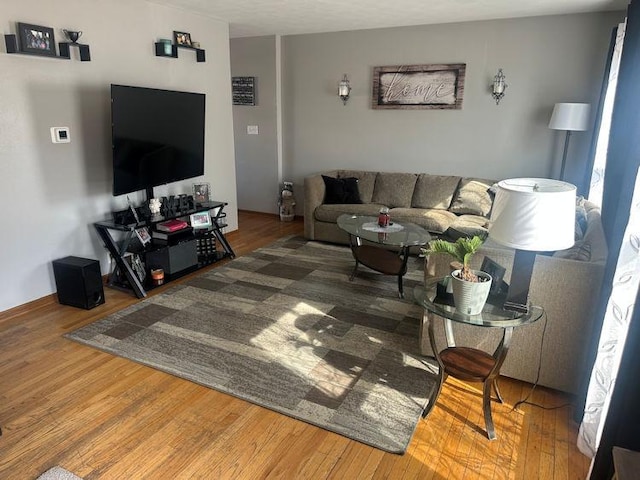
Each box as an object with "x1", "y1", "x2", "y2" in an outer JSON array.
[{"x1": 66, "y1": 236, "x2": 438, "y2": 453}]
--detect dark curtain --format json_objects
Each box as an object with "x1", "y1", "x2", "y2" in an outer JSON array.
[{"x1": 583, "y1": 0, "x2": 640, "y2": 477}]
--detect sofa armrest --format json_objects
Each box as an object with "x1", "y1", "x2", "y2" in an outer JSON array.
[
  {"x1": 423, "y1": 244, "x2": 605, "y2": 392},
  {"x1": 304, "y1": 173, "x2": 328, "y2": 240}
]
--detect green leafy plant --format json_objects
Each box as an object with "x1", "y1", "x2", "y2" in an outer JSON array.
[{"x1": 422, "y1": 234, "x2": 488, "y2": 282}]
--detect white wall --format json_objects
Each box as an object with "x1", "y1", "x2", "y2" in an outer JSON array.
[
  {"x1": 0, "y1": 0, "x2": 237, "y2": 312},
  {"x1": 230, "y1": 36, "x2": 279, "y2": 214},
  {"x1": 282, "y1": 12, "x2": 623, "y2": 205}
]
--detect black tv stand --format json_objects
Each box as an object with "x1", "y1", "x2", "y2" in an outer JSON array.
[{"x1": 94, "y1": 200, "x2": 235, "y2": 299}]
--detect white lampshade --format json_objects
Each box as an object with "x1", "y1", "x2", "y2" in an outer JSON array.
[
  {"x1": 489, "y1": 178, "x2": 576, "y2": 251},
  {"x1": 548, "y1": 103, "x2": 591, "y2": 131}
]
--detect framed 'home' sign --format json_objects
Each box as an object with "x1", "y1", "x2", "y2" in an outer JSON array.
[{"x1": 372, "y1": 64, "x2": 466, "y2": 110}]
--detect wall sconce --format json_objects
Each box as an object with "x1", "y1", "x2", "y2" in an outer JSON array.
[
  {"x1": 338, "y1": 74, "x2": 351, "y2": 105},
  {"x1": 491, "y1": 68, "x2": 507, "y2": 105}
]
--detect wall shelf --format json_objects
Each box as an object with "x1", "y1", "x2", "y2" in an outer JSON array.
[
  {"x1": 4, "y1": 34, "x2": 91, "y2": 61},
  {"x1": 59, "y1": 42, "x2": 91, "y2": 61},
  {"x1": 154, "y1": 42, "x2": 205, "y2": 62}
]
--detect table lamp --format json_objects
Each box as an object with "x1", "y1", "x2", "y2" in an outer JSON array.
[
  {"x1": 489, "y1": 178, "x2": 576, "y2": 312},
  {"x1": 548, "y1": 103, "x2": 591, "y2": 180}
]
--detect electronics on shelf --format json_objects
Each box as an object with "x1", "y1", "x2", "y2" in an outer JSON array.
[{"x1": 111, "y1": 84, "x2": 206, "y2": 201}]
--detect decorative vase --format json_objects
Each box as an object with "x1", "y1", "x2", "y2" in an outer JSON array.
[{"x1": 450, "y1": 269, "x2": 492, "y2": 315}]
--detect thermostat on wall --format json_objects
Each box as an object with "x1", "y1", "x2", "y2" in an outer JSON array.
[{"x1": 50, "y1": 127, "x2": 71, "y2": 143}]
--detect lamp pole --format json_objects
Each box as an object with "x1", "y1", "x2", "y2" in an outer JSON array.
[
  {"x1": 559, "y1": 130, "x2": 573, "y2": 181},
  {"x1": 549, "y1": 103, "x2": 591, "y2": 182}
]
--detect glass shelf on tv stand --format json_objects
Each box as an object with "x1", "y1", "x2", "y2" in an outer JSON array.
[{"x1": 93, "y1": 200, "x2": 235, "y2": 299}]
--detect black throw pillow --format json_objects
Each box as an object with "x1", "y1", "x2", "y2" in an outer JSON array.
[{"x1": 322, "y1": 175, "x2": 362, "y2": 204}]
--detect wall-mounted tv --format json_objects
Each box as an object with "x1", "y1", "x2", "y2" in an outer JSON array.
[{"x1": 111, "y1": 84, "x2": 206, "y2": 198}]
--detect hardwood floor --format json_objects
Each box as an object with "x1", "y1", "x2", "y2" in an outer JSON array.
[{"x1": 0, "y1": 211, "x2": 591, "y2": 479}]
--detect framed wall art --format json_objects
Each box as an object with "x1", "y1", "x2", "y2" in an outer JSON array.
[
  {"x1": 232, "y1": 76, "x2": 256, "y2": 106},
  {"x1": 372, "y1": 64, "x2": 466, "y2": 110},
  {"x1": 17, "y1": 22, "x2": 57, "y2": 57}
]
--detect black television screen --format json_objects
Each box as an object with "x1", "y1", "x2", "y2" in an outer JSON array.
[{"x1": 111, "y1": 84, "x2": 205, "y2": 197}]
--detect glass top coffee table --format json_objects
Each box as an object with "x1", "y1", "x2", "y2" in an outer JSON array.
[{"x1": 337, "y1": 214, "x2": 431, "y2": 298}]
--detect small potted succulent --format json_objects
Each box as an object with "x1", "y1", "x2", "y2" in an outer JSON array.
[{"x1": 422, "y1": 235, "x2": 492, "y2": 315}]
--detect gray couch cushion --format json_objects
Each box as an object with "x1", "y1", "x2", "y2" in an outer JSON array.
[
  {"x1": 449, "y1": 178, "x2": 496, "y2": 216},
  {"x1": 445, "y1": 214, "x2": 489, "y2": 239},
  {"x1": 371, "y1": 172, "x2": 418, "y2": 208},
  {"x1": 338, "y1": 170, "x2": 378, "y2": 204},
  {"x1": 314, "y1": 203, "x2": 386, "y2": 223},
  {"x1": 412, "y1": 174, "x2": 461, "y2": 209},
  {"x1": 389, "y1": 208, "x2": 457, "y2": 234},
  {"x1": 582, "y1": 208, "x2": 608, "y2": 263},
  {"x1": 553, "y1": 240, "x2": 592, "y2": 261}
]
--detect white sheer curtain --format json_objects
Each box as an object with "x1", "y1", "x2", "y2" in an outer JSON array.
[
  {"x1": 588, "y1": 23, "x2": 626, "y2": 208},
  {"x1": 577, "y1": 21, "x2": 640, "y2": 459}
]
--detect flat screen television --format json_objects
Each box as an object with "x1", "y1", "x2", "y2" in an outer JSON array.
[{"x1": 111, "y1": 84, "x2": 206, "y2": 198}]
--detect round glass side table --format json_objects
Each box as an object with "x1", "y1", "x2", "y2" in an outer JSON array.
[{"x1": 414, "y1": 279, "x2": 544, "y2": 440}]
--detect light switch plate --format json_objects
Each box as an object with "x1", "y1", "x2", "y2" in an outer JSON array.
[
  {"x1": 247, "y1": 125, "x2": 259, "y2": 135},
  {"x1": 50, "y1": 127, "x2": 71, "y2": 143}
]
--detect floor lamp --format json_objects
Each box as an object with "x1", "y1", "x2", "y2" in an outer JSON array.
[
  {"x1": 548, "y1": 103, "x2": 591, "y2": 181},
  {"x1": 489, "y1": 178, "x2": 576, "y2": 313}
]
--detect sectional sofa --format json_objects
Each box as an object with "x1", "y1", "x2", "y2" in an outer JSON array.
[
  {"x1": 304, "y1": 170, "x2": 494, "y2": 244},
  {"x1": 304, "y1": 169, "x2": 607, "y2": 393}
]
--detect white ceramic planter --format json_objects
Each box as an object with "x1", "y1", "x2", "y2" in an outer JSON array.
[{"x1": 450, "y1": 269, "x2": 492, "y2": 315}]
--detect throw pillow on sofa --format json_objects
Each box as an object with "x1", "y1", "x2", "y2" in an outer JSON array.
[
  {"x1": 322, "y1": 175, "x2": 362, "y2": 204},
  {"x1": 575, "y1": 199, "x2": 588, "y2": 240},
  {"x1": 449, "y1": 178, "x2": 496, "y2": 216},
  {"x1": 338, "y1": 170, "x2": 378, "y2": 203},
  {"x1": 412, "y1": 174, "x2": 462, "y2": 210},
  {"x1": 371, "y1": 172, "x2": 418, "y2": 208}
]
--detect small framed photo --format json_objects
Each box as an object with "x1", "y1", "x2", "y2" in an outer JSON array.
[
  {"x1": 135, "y1": 227, "x2": 152, "y2": 245},
  {"x1": 481, "y1": 256, "x2": 507, "y2": 294},
  {"x1": 193, "y1": 182, "x2": 211, "y2": 205},
  {"x1": 124, "y1": 253, "x2": 146, "y2": 283},
  {"x1": 174, "y1": 31, "x2": 192, "y2": 47},
  {"x1": 190, "y1": 211, "x2": 212, "y2": 230},
  {"x1": 17, "y1": 22, "x2": 57, "y2": 57}
]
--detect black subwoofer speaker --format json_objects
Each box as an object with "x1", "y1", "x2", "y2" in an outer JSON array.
[{"x1": 52, "y1": 256, "x2": 105, "y2": 309}]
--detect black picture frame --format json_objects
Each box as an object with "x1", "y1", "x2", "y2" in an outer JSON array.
[
  {"x1": 193, "y1": 182, "x2": 211, "y2": 205},
  {"x1": 135, "y1": 227, "x2": 151, "y2": 246},
  {"x1": 173, "y1": 31, "x2": 192, "y2": 47},
  {"x1": 17, "y1": 22, "x2": 57, "y2": 57},
  {"x1": 232, "y1": 76, "x2": 256, "y2": 106},
  {"x1": 481, "y1": 256, "x2": 507, "y2": 294}
]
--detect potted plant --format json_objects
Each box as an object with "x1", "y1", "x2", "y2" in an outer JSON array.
[{"x1": 422, "y1": 235, "x2": 492, "y2": 315}]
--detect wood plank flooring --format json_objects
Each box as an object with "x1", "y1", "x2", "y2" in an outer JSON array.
[{"x1": 0, "y1": 211, "x2": 591, "y2": 479}]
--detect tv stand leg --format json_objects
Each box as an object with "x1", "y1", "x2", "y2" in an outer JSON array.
[
  {"x1": 212, "y1": 225, "x2": 235, "y2": 258},
  {"x1": 94, "y1": 224, "x2": 147, "y2": 298}
]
